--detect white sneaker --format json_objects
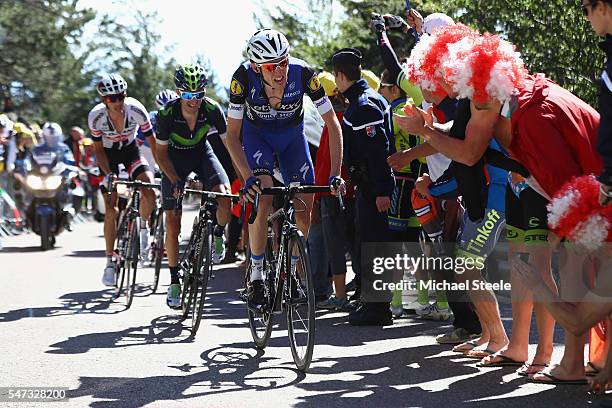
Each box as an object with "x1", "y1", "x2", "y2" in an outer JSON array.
[
  {"x1": 139, "y1": 227, "x2": 149, "y2": 258},
  {"x1": 102, "y1": 262, "x2": 117, "y2": 286},
  {"x1": 390, "y1": 304, "x2": 404, "y2": 318},
  {"x1": 419, "y1": 303, "x2": 453, "y2": 321},
  {"x1": 414, "y1": 302, "x2": 432, "y2": 316},
  {"x1": 212, "y1": 235, "x2": 225, "y2": 265},
  {"x1": 166, "y1": 283, "x2": 181, "y2": 309},
  {"x1": 405, "y1": 300, "x2": 426, "y2": 313}
]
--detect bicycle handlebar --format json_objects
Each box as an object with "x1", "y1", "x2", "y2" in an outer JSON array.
[
  {"x1": 243, "y1": 183, "x2": 345, "y2": 225},
  {"x1": 107, "y1": 176, "x2": 160, "y2": 196}
]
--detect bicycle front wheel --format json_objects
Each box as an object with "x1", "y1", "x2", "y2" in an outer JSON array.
[
  {"x1": 114, "y1": 212, "x2": 129, "y2": 299},
  {"x1": 286, "y1": 231, "x2": 316, "y2": 371},
  {"x1": 125, "y1": 217, "x2": 140, "y2": 308},
  {"x1": 152, "y1": 211, "x2": 164, "y2": 294},
  {"x1": 190, "y1": 221, "x2": 213, "y2": 335}
]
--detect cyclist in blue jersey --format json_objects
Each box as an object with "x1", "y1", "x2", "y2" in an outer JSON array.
[{"x1": 224, "y1": 29, "x2": 344, "y2": 308}]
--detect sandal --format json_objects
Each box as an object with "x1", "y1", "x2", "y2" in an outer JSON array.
[
  {"x1": 586, "y1": 362, "x2": 601, "y2": 377},
  {"x1": 452, "y1": 340, "x2": 479, "y2": 353},
  {"x1": 527, "y1": 372, "x2": 587, "y2": 385},
  {"x1": 465, "y1": 348, "x2": 496, "y2": 359},
  {"x1": 517, "y1": 362, "x2": 549, "y2": 377},
  {"x1": 477, "y1": 354, "x2": 526, "y2": 368}
]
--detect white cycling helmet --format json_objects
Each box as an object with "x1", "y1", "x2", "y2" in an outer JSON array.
[
  {"x1": 247, "y1": 29, "x2": 290, "y2": 64},
  {"x1": 96, "y1": 73, "x2": 128, "y2": 96},
  {"x1": 422, "y1": 13, "x2": 455, "y2": 35},
  {"x1": 0, "y1": 114, "x2": 13, "y2": 132},
  {"x1": 155, "y1": 89, "x2": 179, "y2": 110},
  {"x1": 42, "y1": 122, "x2": 63, "y2": 147}
]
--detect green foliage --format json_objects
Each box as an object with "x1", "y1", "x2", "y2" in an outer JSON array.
[
  {"x1": 260, "y1": 0, "x2": 604, "y2": 106},
  {"x1": 85, "y1": 10, "x2": 177, "y2": 113},
  {"x1": 0, "y1": 0, "x2": 96, "y2": 126}
]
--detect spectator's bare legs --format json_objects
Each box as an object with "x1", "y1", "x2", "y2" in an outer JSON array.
[
  {"x1": 481, "y1": 243, "x2": 555, "y2": 372},
  {"x1": 455, "y1": 267, "x2": 508, "y2": 355},
  {"x1": 532, "y1": 247, "x2": 589, "y2": 381}
]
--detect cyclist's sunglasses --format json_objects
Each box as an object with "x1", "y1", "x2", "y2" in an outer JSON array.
[
  {"x1": 103, "y1": 93, "x2": 126, "y2": 103},
  {"x1": 179, "y1": 90, "x2": 206, "y2": 100},
  {"x1": 260, "y1": 58, "x2": 289, "y2": 73}
]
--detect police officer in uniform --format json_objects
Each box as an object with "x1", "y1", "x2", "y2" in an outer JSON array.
[{"x1": 332, "y1": 48, "x2": 395, "y2": 326}]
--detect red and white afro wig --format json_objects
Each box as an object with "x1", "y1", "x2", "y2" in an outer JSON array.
[
  {"x1": 405, "y1": 24, "x2": 479, "y2": 94},
  {"x1": 444, "y1": 33, "x2": 528, "y2": 105},
  {"x1": 547, "y1": 175, "x2": 612, "y2": 250}
]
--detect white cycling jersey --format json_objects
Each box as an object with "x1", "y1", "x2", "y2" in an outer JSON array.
[{"x1": 87, "y1": 97, "x2": 153, "y2": 150}]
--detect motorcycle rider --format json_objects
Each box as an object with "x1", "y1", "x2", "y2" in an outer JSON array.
[{"x1": 31, "y1": 123, "x2": 75, "y2": 166}]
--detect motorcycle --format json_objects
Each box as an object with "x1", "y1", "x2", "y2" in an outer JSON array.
[{"x1": 23, "y1": 151, "x2": 83, "y2": 250}]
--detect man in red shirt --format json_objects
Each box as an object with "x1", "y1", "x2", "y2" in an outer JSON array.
[{"x1": 400, "y1": 30, "x2": 603, "y2": 384}]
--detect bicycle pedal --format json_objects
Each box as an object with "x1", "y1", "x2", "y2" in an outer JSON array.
[
  {"x1": 286, "y1": 297, "x2": 308, "y2": 306},
  {"x1": 247, "y1": 302, "x2": 267, "y2": 315}
]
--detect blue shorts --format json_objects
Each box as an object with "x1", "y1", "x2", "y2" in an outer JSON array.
[{"x1": 242, "y1": 121, "x2": 314, "y2": 185}]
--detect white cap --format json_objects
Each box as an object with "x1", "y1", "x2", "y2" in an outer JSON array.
[{"x1": 423, "y1": 13, "x2": 455, "y2": 35}]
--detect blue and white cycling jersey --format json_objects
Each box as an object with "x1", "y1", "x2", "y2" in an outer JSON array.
[
  {"x1": 228, "y1": 57, "x2": 332, "y2": 127},
  {"x1": 227, "y1": 57, "x2": 334, "y2": 185}
]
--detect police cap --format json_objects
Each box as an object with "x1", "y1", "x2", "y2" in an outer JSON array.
[{"x1": 332, "y1": 48, "x2": 362, "y2": 68}]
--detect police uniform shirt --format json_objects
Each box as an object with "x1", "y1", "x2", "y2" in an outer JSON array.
[{"x1": 341, "y1": 79, "x2": 395, "y2": 197}]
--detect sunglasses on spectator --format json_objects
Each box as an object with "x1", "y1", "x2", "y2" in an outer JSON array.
[
  {"x1": 581, "y1": 1, "x2": 599, "y2": 16},
  {"x1": 179, "y1": 90, "x2": 206, "y2": 100},
  {"x1": 103, "y1": 93, "x2": 126, "y2": 103},
  {"x1": 379, "y1": 82, "x2": 396, "y2": 89},
  {"x1": 260, "y1": 58, "x2": 289, "y2": 73}
]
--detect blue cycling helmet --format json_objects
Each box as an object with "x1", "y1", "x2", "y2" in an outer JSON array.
[{"x1": 155, "y1": 89, "x2": 179, "y2": 109}]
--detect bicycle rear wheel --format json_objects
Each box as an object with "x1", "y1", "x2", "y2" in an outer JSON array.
[
  {"x1": 191, "y1": 221, "x2": 213, "y2": 335},
  {"x1": 286, "y1": 231, "x2": 316, "y2": 371},
  {"x1": 125, "y1": 217, "x2": 140, "y2": 308}
]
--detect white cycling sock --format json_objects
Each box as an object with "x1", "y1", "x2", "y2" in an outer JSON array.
[{"x1": 250, "y1": 254, "x2": 265, "y2": 282}]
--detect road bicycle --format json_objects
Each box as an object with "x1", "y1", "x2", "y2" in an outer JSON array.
[
  {"x1": 110, "y1": 178, "x2": 160, "y2": 308},
  {"x1": 242, "y1": 182, "x2": 341, "y2": 371},
  {"x1": 177, "y1": 186, "x2": 237, "y2": 335}
]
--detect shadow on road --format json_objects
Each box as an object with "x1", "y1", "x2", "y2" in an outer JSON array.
[
  {"x1": 65, "y1": 249, "x2": 107, "y2": 258},
  {"x1": 40, "y1": 262, "x2": 599, "y2": 407},
  {"x1": 0, "y1": 285, "x2": 158, "y2": 323},
  {"x1": 68, "y1": 344, "x2": 306, "y2": 408},
  {"x1": 47, "y1": 314, "x2": 194, "y2": 354},
  {"x1": 0, "y1": 245, "x2": 48, "y2": 253}
]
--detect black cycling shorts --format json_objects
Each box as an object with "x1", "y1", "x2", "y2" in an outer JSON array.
[
  {"x1": 161, "y1": 143, "x2": 229, "y2": 210},
  {"x1": 388, "y1": 175, "x2": 420, "y2": 232},
  {"x1": 505, "y1": 184, "x2": 549, "y2": 244},
  {"x1": 101, "y1": 141, "x2": 150, "y2": 192}
]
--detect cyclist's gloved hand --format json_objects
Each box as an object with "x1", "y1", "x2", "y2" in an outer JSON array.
[
  {"x1": 383, "y1": 14, "x2": 408, "y2": 31},
  {"x1": 328, "y1": 176, "x2": 346, "y2": 196},
  {"x1": 241, "y1": 176, "x2": 260, "y2": 203},
  {"x1": 370, "y1": 13, "x2": 386, "y2": 34},
  {"x1": 172, "y1": 178, "x2": 185, "y2": 199},
  {"x1": 103, "y1": 172, "x2": 116, "y2": 191}
]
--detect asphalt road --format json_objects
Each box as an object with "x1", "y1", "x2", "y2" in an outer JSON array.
[{"x1": 0, "y1": 211, "x2": 606, "y2": 408}]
